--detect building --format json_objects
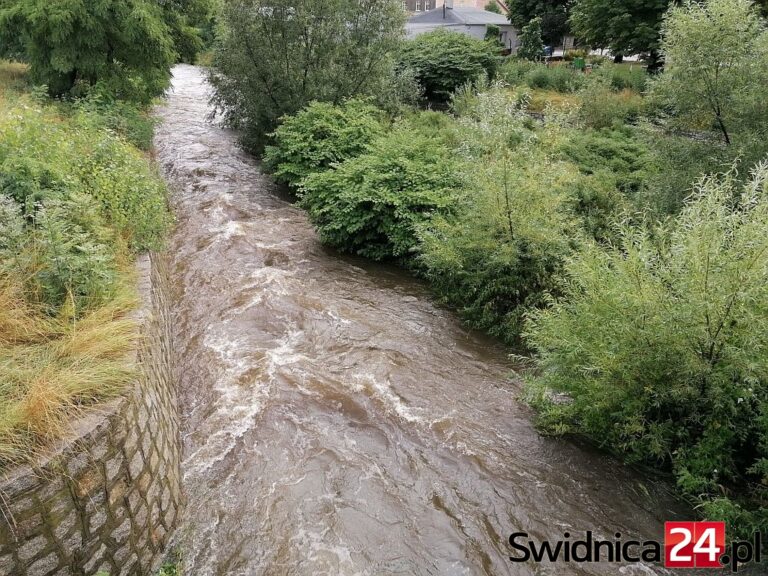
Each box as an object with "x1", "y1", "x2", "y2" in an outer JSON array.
[{"x1": 406, "y1": 5, "x2": 519, "y2": 52}]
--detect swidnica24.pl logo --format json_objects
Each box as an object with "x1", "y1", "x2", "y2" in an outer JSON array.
[{"x1": 509, "y1": 522, "x2": 763, "y2": 572}]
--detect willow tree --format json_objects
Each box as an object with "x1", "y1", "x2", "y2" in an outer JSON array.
[
  {"x1": 651, "y1": 0, "x2": 768, "y2": 146},
  {"x1": 0, "y1": 0, "x2": 177, "y2": 102},
  {"x1": 209, "y1": 0, "x2": 405, "y2": 151}
]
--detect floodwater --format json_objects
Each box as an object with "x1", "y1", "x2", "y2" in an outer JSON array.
[{"x1": 154, "y1": 65, "x2": 691, "y2": 576}]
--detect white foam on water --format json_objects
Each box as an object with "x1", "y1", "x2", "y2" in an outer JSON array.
[
  {"x1": 352, "y1": 373, "x2": 427, "y2": 425},
  {"x1": 289, "y1": 526, "x2": 361, "y2": 576},
  {"x1": 182, "y1": 328, "x2": 271, "y2": 478}
]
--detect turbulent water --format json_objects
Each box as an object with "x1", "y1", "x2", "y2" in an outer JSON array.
[{"x1": 154, "y1": 65, "x2": 688, "y2": 576}]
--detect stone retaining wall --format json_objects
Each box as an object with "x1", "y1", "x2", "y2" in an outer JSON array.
[{"x1": 0, "y1": 252, "x2": 183, "y2": 576}]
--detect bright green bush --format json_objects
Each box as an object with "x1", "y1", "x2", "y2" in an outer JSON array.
[
  {"x1": 417, "y1": 86, "x2": 579, "y2": 342},
  {"x1": 299, "y1": 123, "x2": 462, "y2": 260},
  {"x1": 497, "y1": 58, "x2": 538, "y2": 86},
  {"x1": 210, "y1": 0, "x2": 405, "y2": 151},
  {"x1": 263, "y1": 100, "x2": 385, "y2": 188},
  {"x1": 0, "y1": 100, "x2": 170, "y2": 311},
  {"x1": 650, "y1": 0, "x2": 768, "y2": 146},
  {"x1": 517, "y1": 17, "x2": 546, "y2": 61},
  {"x1": 0, "y1": 104, "x2": 170, "y2": 253},
  {"x1": 418, "y1": 144, "x2": 579, "y2": 343},
  {"x1": 579, "y1": 77, "x2": 644, "y2": 129},
  {"x1": 525, "y1": 165, "x2": 768, "y2": 537},
  {"x1": 560, "y1": 127, "x2": 651, "y2": 197},
  {"x1": 524, "y1": 64, "x2": 585, "y2": 93},
  {"x1": 396, "y1": 30, "x2": 499, "y2": 104}
]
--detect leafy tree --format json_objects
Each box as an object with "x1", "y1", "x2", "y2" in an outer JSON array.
[
  {"x1": 210, "y1": 0, "x2": 405, "y2": 151},
  {"x1": 397, "y1": 29, "x2": 499, "y2": 104},
  {"x1": 263, "y1": 99, "x2": 385, "y2": 188},
  {"x1": 570, "y1": 0, "x2": 670, "y2": 68},
  {"x1": 525, "y1": 165, "x2": 768, "y2": 537},
  {"x1": 506, "y1": 0, "x2": 570, "y2": 45},
  {"x1": 158, "y1": 0, "x2": 215, "y2": 63},
  {"x1": 0, "y1": 0, "x2": 177, "y2": 102},
  {"x1": 651, "y1": 0, "x2": 768, "y2": 146},
  {"x1": 420, "y1": 86, "x2": 579, "y2": 343},
  {"x1": 517, "y1": 17, "x2": 545, "y2": 60}
]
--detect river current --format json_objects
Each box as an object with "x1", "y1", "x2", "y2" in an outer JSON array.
[{"x1": 154, "y1": 64, "x2": 690, "y2": 576}]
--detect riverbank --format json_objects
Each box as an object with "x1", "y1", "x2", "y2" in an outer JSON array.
[{"x1": 157, "y1": 63, "x2": 694, "y2": 575}]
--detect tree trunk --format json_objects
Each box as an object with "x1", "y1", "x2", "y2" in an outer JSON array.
[
  {"x1": 646, "y1": 49, "x2": 664, "y2": 74},
  {"x1": 716, "y1": 115, "x2": 731, "y2": 146}
]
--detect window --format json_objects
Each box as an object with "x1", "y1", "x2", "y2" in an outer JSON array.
[{"x1": 416, "y1": 0, "x2": 422, "y2": 11}]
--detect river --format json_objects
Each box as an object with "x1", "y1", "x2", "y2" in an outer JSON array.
[{"x1": 153, "y1": 64, "x2": 690, "y2": 576}]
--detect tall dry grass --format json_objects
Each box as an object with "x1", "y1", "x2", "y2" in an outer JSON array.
[{"x1": 0, "y1": 275, "x2": 139, "y2": 466}]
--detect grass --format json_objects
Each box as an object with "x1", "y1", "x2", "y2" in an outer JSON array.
[
  {"x1": 0, "y1": 60, "x2": 28, "y2": 100},
  {"x1": 0, "y1": 275, "x2": 139, "y2": 466},
  {"x1": 0, "y1": 59, "x2": 165, "y2": 467},
  {"x1": 522, "y1": 88, "x2": 580, "y2": 113}
]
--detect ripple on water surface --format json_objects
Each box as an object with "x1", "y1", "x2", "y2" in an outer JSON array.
[{"x1": 156, "y1": 65, "x2": 692, "y2": 576}]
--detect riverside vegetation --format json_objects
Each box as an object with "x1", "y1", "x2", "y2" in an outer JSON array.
[
  {"x1": 0, "y1": 0, "x2": 214, "y2": 466},
  {"x1": 221, "y1": 0, "x2": 768, "y2": 538}
]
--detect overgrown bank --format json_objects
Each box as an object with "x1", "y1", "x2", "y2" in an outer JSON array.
[
  {"x1": 214, "y1": 0, "x2": 768, "y2": 539},
  {"x1": 0, "y1": 63, "x2": 171, "y2": 465}
]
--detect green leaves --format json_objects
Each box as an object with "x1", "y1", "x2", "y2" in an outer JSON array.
[
  {"x1": 650, "y1": 0, "x2": 768, "y2": 145},
  {"x1": 299, "y1": 120, "x2": 462, "y2": 261},
  {"x1": 397, "y1": 29, "x2": 499, "y2": 104},
  {"x1": 0, "y1": 99, "x2": 170, "y2": 312},
  {"x1": 2, "y1": 0, "x2": 177, "y2": 102},
  {"x1": 209, "y1": 0, "x2": 405, "y2": 150},
  {"x1": 263, "y1": 99, "x2": 385, "y2": 188},
  {"x1": 525, "y1": 165, "x2": 768, "y2": 537}
]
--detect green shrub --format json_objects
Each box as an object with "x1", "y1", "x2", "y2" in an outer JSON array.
[
  {"x1": 560, "y1": 127, "x2": 651, "y2": 197},
  {"x1": 263, "y1": 100, "x2": 385, "y2": 188},
  {"x1": 497, "y1": 58, "x2": 538, "y2": 86},
  {"x1": 299, "y1": 124, "x2": 462, "y2": 260},
  {"x1": 417, "y1": 86, "x2": 579, "y2": 342},
  {"x1": 579, "y1": 78, "x2": 644, "y2": 129},
  {"x1": 0, "y1": 103, "x2": 170, "y2": 253},
  {"x1": 418, "y1": 144, "x2": 579, "y2": 343},
  {"x1": 525, "y1": 165, "x2": 768, "y2": 537},
  {"x1": 397, "y1": 29, "x2": 499, "y2": 104},
  {"x1": 517, "y1": 17, "x2": 545, "y2": 61},
  {"x1": 600, "y1": 63, "x2": 648, "y2": 93},
  {"x1": 209, "y1": 0, "x2": 404, "y2": 151},
  {"x1": 0, "y1": 0, "x2": 176, "y2": 102},
  {"x1": 524, "y1": 64, "x2": 585, "y2": 93},
  {"x1": 73, "y1": 94, "x2": 157, "y2": 151}
]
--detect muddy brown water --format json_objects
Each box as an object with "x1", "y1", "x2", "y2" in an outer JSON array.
[{"x1": 154, "y1": 65, "x2": 692, "y2": 576}]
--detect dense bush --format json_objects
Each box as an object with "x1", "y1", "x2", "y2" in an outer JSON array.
[
  {"x1": 299, "y1": 121, "x2": 462, "y2": 260},
  {"x1": 525, "y1": 166, "x2": 768, "y2": 537},
  {"x1": 0, "y1": 100, "x2": 170, "y2": 311},
  {"x1": 396, "y1": 30, "x2": 499, "y2": 104},
  {"x1": 418, "y1": 87, "x2": 579, "y2": 342},
  {"x1": 263, "y1": 100, "x2": 385, "y2": 188},
  {"x1": 579, "y1": 78, "x2": 644, "y2": 129},
  {"x1": 560, "y1": 127, "x2": 651, "y2": 197},
  {"x1": 0, "y1": 92, "x2": 166, "y2": 464},
  {"x1": 517, "y1": 17, "x2": 546, "y2": 61},
  {"x1": 498, "y1": 60, "x2": 586, "y2": 93},
  {"x1": 651, "y1": 0, "x2": 768, "y2": 146}
]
